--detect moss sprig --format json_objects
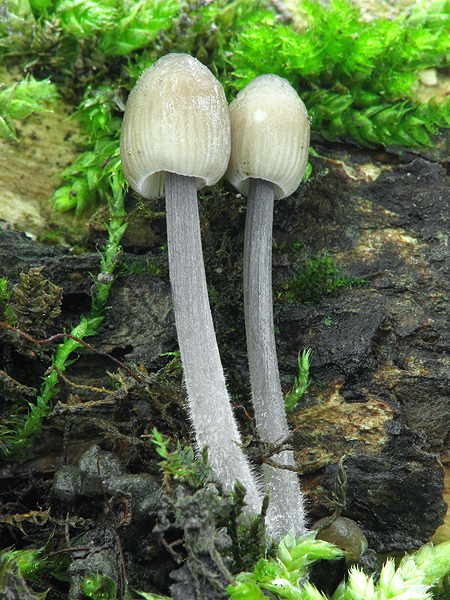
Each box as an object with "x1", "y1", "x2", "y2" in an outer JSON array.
[
  {"x1": 228, "y1": 529, "x2": 344, "y2": 600},
  {"x1": 0, "y1": 0, "x2": 182, "y2": 62},
  {"x1": 11, "y1": 267, "x2": 62, "y2": 341},
  {"x1": 333, "y1": 540, "x2": 450, "y2": 600},
  {"x1": 0, "y1": 75, "x2": 59, "y2": 141},
  {"x1": 227, "y1": 537, "x2": 450, "y2": 600},
  {"x1": 0, "y1": 276, "x2": 14, "y2": 325},
  {"x1": 0, "y1": 268, "x2": 62, "y2": 362},
  {"x1": 150, "y1": 427, "x2": 216, "y2": 491},
  {"x1": 284, "y1": 348, "x2": 312, "y2": 412},
  {"x1": 0, "y1": 0, "x2": 37, "y2": 57},
  {"x1": 277, "y1": 253, "x2": 364, "y2": 307},
  {"x1": 52, "y1": 84, "x2": 124, "y2": 214}
]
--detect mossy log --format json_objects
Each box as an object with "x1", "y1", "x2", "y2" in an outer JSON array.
[{"x1": 1, "y1": 141, "x2": 450, "y2": 566}]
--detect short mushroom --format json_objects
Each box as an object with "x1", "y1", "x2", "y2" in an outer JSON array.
[
  {"x1": 226, "y1": 74, "x2": 310, "y2": 539},
  {"x1": 120, "y1": 53, "x2": 262, "y2": 514}
]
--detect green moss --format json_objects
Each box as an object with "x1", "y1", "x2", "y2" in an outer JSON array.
[
  {"x1": 81, "y1": 572, "x2": 117, "y2": 600},
  {"x1": 285, "y1": 348, "x2": 313, "y2": 411},
  {"x1": 51, "y1": 0, "x2": 450, "y2": 214},
  {"x1": 227, "y1": 0, "x2": 450, "y2": 147},
  {"x1": 0, "y1": 75, "x2": 59, "y2": 141},
  {"x1": 119, "y1": 255, "x2": 167, "y2": 278},
  {"x1": 3, "y1": 0, "x2": 450, "y2": 214},
  {"x1": 277, "y1": 253, "x2": 364, "y2": 307}
]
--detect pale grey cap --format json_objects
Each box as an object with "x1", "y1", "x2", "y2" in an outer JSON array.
[
  {"x1": 226, "y1": 74, "x2": 310, "y2": 199},
  {"x1": 120, "y1": 53, "x2": 231, "y2": 199}
]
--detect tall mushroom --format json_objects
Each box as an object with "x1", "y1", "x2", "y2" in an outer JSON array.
[
  {"x1": 120, "y1": 53, "x2": 262, "y2": 514},
  {"x1": 226, "y1": 74, "x2": 310, "y2": 539}
]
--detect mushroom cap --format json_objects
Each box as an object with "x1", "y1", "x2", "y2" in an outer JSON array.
[
  {"x1": 120, "y1": 53, "x2": 231, "y2": 199},
  {"x1": 225, "y1": 74, "x2": 310, "y2": 200}
]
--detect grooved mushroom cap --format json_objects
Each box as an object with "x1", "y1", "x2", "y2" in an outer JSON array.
[
  {"x1": 120, "y1": 53, "x2": 231, "y2": 199},
  {"x1": 225, "y1": 74, "x2": 310, "y2": 200}
]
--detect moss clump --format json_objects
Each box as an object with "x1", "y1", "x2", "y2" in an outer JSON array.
[
  {"x1": 277, "y1": 254, "x2": 364, "y2": 307},
  {"x1": 227, "y1": 0, "x2": 450, "y2": 147}
]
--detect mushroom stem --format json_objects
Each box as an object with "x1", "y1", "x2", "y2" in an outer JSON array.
[
  {"x1": 244, "y1": 177, "x2": 306, "y2": 539},
  {"x1": 165, "y1": 171, "x2": 262, "y2": 514}
]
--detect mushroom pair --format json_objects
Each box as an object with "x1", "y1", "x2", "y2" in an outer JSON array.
[{"x1": 120, "y1": 53, "x2": 310, "y2": 540}]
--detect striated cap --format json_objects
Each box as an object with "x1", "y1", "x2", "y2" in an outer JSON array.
[
  {"x1": 120, "y1": 53, "x2": 231, "y2": 199},
  {"x1": 225, "y1": 74, "x2": 310, "y2": 200}
]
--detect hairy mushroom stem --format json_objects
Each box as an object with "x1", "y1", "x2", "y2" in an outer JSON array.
[
  {"x1": 164, "y1": 172, "x2": 262, "y2": 513},
  {"x1": 244, "y1": 178, "x2": 306, "y2": 539},
  {"x1": 226, "y1": 73, "x2": 310, "y2": 539},
  {"x1": 120, "y1": 53, "x2": 263, "y2": 515}
]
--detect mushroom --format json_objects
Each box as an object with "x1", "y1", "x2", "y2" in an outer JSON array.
[
  {"x1": 120, "y1": 53, "x2": 262, "y2": 514},
  {"x1": 226, "y1": 74, "x2": 310, "y2": 539}
]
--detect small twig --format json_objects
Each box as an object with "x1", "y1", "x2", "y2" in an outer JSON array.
[
  {"x1": 235, "y1": 404, "x2": 255, "y2": 427},
  {"x1": 260, "y1": 424, "x2": 308, "y2": 471},
  {"x1": 161, "y1": 535, "x2": 185, "y2": 564},
  {"x1": 264, "y1": 457, "x2": 301, "y2": 473},
  {"x1": 260, "y1": 423, "x2": 304, "y2": 461},
  {"x1": 49, "y1": 399, "x2": 117, "y2": 418},
  {"x1": 45, "y1": 365, "x2": 123, "y2": 397},
  {"x1": 44, "y1": 546, "x2": 95, "y2": 558},
  {"x1": 86, "y1": 417, "x2": 151, "y2": 448},
  {"x1": 314, "y1": 456, "x2": 348, "y2": 535},
  {"x1": 0, "y1": 321, "x2": 142, "y2": 384}
]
